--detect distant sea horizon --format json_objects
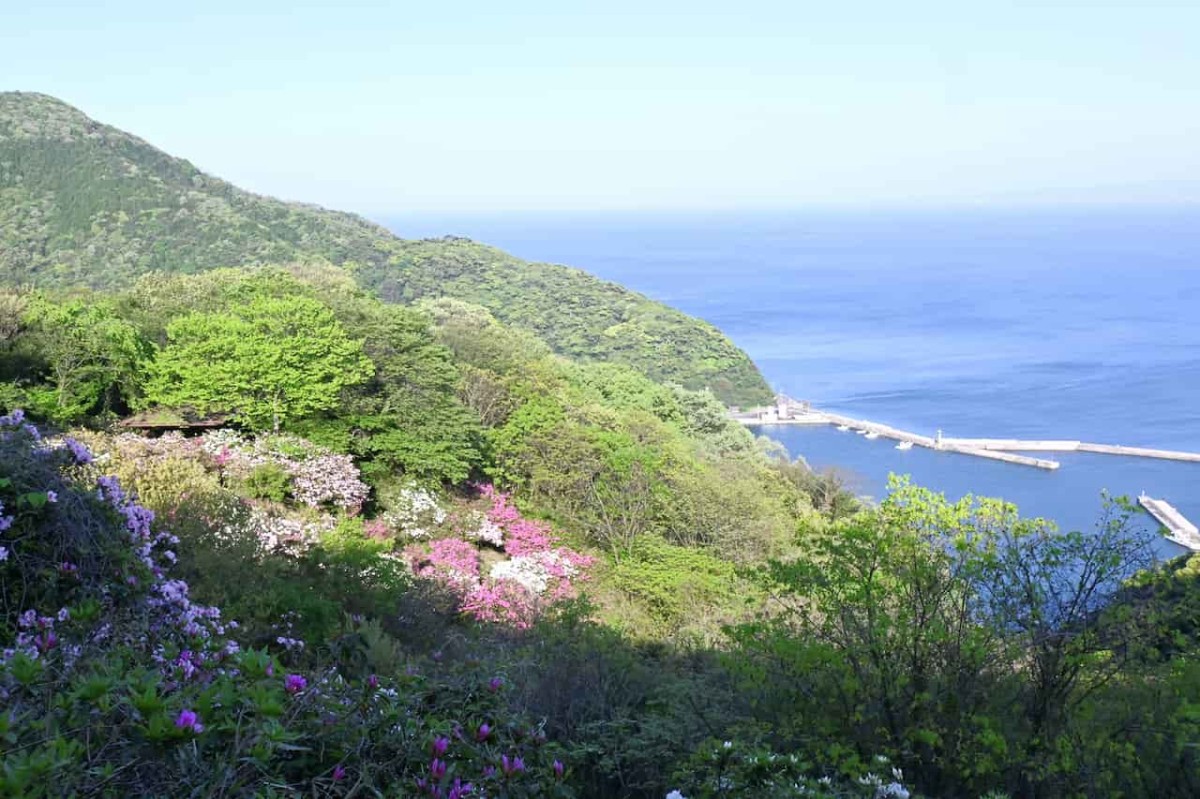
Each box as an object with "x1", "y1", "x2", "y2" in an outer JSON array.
[{"x1": 380, "y1": 207, "x2": 1200, "y2": 557}]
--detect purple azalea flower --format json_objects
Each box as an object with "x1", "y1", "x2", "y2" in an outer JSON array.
[
  {"x1": 175, "y1": 709, "x2": 204, "y2": 733},
  {"x1": 62, "y1": 437, "x2": 92, "y2": 465},
  {"x1": 447, "y1": 779, "x2": 474, "y2": 799},
  {"x1": 284, "y1": 673, "x2": 308, "y2": 694},
  {"x1": 432, "y1": 736, "x2": 450, "y2": 757},
  {"x1": 332, "y1": 765, "x2": 346, "y2": 782},
  {"x1": 475, "y1": 722, "x2": 491, "y2": 741}
]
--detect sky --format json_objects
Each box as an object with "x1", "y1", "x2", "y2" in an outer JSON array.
[{"x1": 3, "y1": 1, "x2": 1199, "y2": 213}]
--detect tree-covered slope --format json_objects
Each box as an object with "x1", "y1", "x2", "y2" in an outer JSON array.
[{"x1": 0, "y1": 92, "x2": 772, "y2": 405}]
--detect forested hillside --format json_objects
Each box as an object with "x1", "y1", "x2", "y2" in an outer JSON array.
[{"x1": 0, "y1": 92, "x2": 771, "y2": 405}]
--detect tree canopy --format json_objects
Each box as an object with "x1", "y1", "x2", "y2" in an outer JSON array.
[{"x1": 144, "y1": 295, "x2": 373, "y2": 431}]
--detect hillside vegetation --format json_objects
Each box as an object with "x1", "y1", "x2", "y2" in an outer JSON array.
[
  {"x1": 2, "y1": 95, "x2": 1199, "y2": 799},
  {"x1": 0, "y1": 92, "x2": 771, "y2": 406},
  {"x1": 4, "y1": 264, "x2": 1200, "y2": 798}
]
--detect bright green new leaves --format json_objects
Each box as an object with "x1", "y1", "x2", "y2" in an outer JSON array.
[
  {"x1": 21, "y1": 297, "x2": 152, "y2": 423},
  {"x1": 145, "y1": 296, "x2": 373, "y2": 431}
]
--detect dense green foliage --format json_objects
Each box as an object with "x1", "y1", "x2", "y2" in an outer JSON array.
[
  {"x1": 729, "y1": 479, "x2": 1200, "y2": 797},
  {"x1": 145, "y1": 294, "x2": 374, "y2": 431},
  {"x1": 0, "y1": 92, "x2": 771, "y2": 406},
  {"x1": 358, "y1": 237, "x2": 772, "y2": 404}
]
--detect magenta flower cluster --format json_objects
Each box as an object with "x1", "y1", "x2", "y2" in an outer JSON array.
[
  {"x1": 175, "y1": 708, "x2": 204, "y2": 734},
  {"x1": 405, "y1": 485, "x2": 593, "y2": 629}
]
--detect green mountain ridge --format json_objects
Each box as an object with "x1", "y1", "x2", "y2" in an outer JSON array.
[{"x1": 0, "y1": 91, "x2": 771, "y2": 406}]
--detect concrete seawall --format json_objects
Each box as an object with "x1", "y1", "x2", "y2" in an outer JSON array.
[
  {"x1": 939, "y1": 438, "x2": 1200, "y2": 463},
  {"x1": 734, "y1": 401, "x2": 1200, "y2": 473},
  {"x1": 1139, "y1": 495, "x2": 1200, "y2": 552},
  {"x1": 737, "y1": 410, "x2": 1060, "y2": 470}
]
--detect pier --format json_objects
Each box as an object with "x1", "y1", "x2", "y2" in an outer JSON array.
[
  {"x1": 1138, "y1": 495, "x2": 1200, "y2": 552},
  {"x1": 731, "y1": 395, "x2": 1200, "y2": 473},
  {"x1": 731, "y1": 400, "x2": 1060, "y2": 470},
  {"x1": 816, "y1": 411, "x2": 1061, "y2": 470},
  {"x1": 940, "y1": 438, "x2": 1200, "y2": 464}
]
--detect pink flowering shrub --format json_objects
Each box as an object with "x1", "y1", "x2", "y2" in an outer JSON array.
[
  {"x1": 411, "y1": 538, "x2": 482, "y2": 587},
  {"x1": 0, "y1": 413, "x2": 578, "y2": 797},
  {"x1": 404, "y1": 485, "x2": 593, "y2": 629}
]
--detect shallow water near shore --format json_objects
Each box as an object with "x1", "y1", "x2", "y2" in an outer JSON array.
[{"x1": 385, "y1": 208, "x2": 1200, "y2": 558}]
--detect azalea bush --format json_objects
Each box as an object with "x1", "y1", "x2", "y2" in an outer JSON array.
[
  {"x1": 0, "y1": 412, "x2": 576, "y2": 797},
  {"x1": 377, "y1": 478, "x2": 450, "y2": 540},
  {"x1": 198, "y1": 429, "x2": 370, "y2": 513},
  {"x1": 404, "y1": 485, "x2": 593, "y2": 629}
]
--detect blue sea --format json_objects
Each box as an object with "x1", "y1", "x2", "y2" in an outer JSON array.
[{"x1": 383, "y1": 208, "x2": 1200, "y2": 557}]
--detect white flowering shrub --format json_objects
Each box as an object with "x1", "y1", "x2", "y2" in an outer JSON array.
[
  {"x1": 671, "y1": 742, "x2": 920, "y2": 798},
  {"x1": 379, "y1": 482, "x2": 447, "y2": 540},
  {"x1": 290, "y1": 454, "x2": 369, "y2": 511},
  {"x1": 247, "y1": 509, "x2": 335, "y2": 556},
  {"x1": 198, "y1": 430, "x2": 369, "y2": 513},
  {"x1": 489, "y1": 556, "x2": 551, "y2": 594},
  {"x1": 489, "y1": 552, "x2": 582, "y2": 596}
]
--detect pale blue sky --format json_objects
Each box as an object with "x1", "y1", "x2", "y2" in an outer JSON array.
[{"x1": 4, "y1": 1, "x2": 1198, "y2": 212}]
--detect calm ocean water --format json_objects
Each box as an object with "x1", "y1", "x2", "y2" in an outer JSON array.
[{"x1": 383, "y1": 209, "x2": 1200, "y2": 557}]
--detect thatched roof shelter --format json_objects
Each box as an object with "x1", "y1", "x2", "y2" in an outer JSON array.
[{"x1": 118, "y1": 408, "x2": 233, "y2": 432}]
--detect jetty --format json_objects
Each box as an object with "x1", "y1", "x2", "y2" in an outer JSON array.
[
  {"x1": 940, "y1": 438, "x2": 1200, "y2": 464},
  {"x1": 1138, "y1": 495, "x2": 1200, "y2": 552},
  {"x1": 731, "y1": 395, "x2": 1200, "y2": 473},
  {"x1": 730, "y1": 397, "x2": 1060, "y2": 470}
]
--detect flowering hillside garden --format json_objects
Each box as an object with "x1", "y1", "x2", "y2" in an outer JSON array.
[
  {"x1": 0, "y1": 412, "x2": 577, "y2": 796},
  {"x1": 0, "y1": 412, "x2": 930, "y2": 798},
  {"x1": 71, "y1": 426, "x2": 595, "y2": 630}
]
